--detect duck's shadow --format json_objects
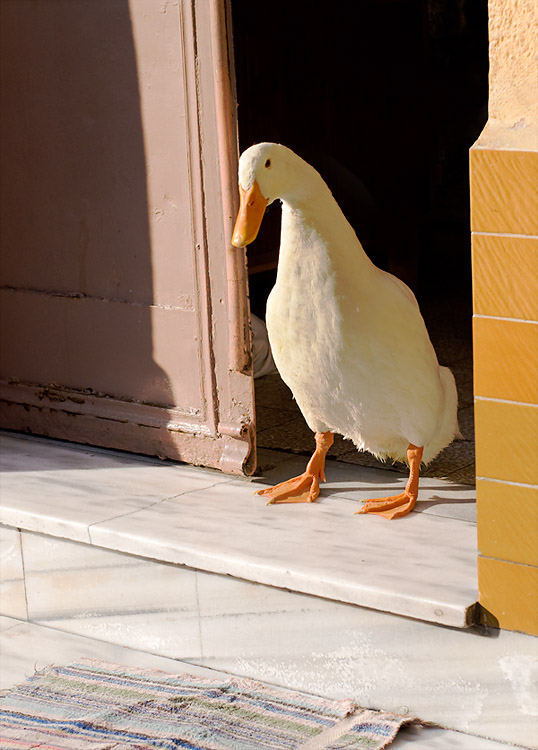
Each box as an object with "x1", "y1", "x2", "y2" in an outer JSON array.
[
  {"x1": 322, "y1": 485, "x2": 476, "y2": 514},
  {"x1": 253, "y1": 459, "x2": 476, "y2": 517},
  {"x1": 416, "y1": 494, "x2": 476, "y2": 512}
]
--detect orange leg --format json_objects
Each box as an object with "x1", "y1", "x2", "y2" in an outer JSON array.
[
  {"x1": 255, "y1": 432, "x2": 334, "y2": 505},
  {"x1": 355, "y1": 444, "x2": 424, "y2": 520}
]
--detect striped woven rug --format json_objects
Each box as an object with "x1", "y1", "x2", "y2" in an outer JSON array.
[{"x1": 0, "y1": 659, "x2": 412, "y2": 749}]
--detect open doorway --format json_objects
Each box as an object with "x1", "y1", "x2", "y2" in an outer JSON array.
[{"x1": 231, "y1": 0, "x2": 488, "y2": 483}]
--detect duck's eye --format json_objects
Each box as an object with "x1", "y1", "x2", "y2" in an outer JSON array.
[{"x1": 265, "y1": 159, "x2": 271, "y2": 168}]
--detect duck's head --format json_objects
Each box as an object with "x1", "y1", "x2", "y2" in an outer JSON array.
[{"x1": 232, "y1": 142, "x2": 303, "y2": 248}]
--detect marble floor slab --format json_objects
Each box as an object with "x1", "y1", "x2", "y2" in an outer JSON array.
[
  {"x1": 0, "y1": 616, "x2": 232, "y2": 693},
  {"x1": 0, "y1": 617, "x2": 527, "y2": 750},
  {"x1": 0, "y1": 526, "x2": 27, "y2": 619},
  {"x1": 0, "y1": 432, "x2": 231, "y2": 542},
  {"x1": 4, "y1": 529, "x2": 536, "y2": 748},
  {"x1": 0, "y1": 431, "x2": 478, "y2": 627}
]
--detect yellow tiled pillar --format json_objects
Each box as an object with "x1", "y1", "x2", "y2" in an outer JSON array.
[{"x1": 470, "y1": 0, "x2": 538, "y2": 636}]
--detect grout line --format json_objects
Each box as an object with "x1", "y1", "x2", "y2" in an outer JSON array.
[
  {"x1": 87, "y1": 500, "x2": 165, "y2": 540},
  {"x1": 473, "y1": 314, "x2": 537, "y2": 325},
  {"x1": 472, "y1": 231, "x2": 538, "y2": 240},
  {"x1": 476, "y1": 476, "x2": 538, "y2": 490},
  {"x1": 87, "y1": 481, "x2": 226, "y2": 542},
  {"x1": 474, "y1": 396, "x2": 538, "y2": 408},
  {"x1": 0, "y1": 617, "x2": 27, "y2": 633},
  {"x1": 18, "y1": 532, "x2": 30, "y2": 622},
  {"x1": 194, "y1": 571, "x2": 204, "y2": 661},
  {"x1": 478, "y1": 554, "x2": 538, "y2": 570}
]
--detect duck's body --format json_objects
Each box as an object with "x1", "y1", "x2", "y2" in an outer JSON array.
[
  {"x1": 233, "y1": 143, "x2": 459, "y2": 518},
  {"x1": 267, "y1": 191, "x2": 458, "y2": 466}
]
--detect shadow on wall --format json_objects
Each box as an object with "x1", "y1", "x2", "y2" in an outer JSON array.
[{"x1": 0, "y1": 1, "x2": 174, "y2": 454}]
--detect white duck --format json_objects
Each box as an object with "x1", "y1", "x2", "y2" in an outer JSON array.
[{"x1": 232, "y1": 143, "x2": 459, "y2": 519}]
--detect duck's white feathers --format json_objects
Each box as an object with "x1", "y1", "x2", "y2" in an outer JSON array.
[{"x1": 242, "y1": 143, "x2": 459, "y2": 465}]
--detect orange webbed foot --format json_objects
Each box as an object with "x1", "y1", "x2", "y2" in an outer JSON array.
[
  {"x1": 255, "y1": 471, "x2": 322, "y2": 505},
  {"x1": 354, "y1": 444, "x2": 424, "y2": 520},
  {"x1": 255, "y1": 431, "x2": 334, "y2": 506},
  {"x1": 354, "y1": 491, "x2": 416, "y2": 519}
]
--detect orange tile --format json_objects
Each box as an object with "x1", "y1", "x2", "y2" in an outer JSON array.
[
  {"x1": 475, "y1": 399, "x2": 538, "y2": 485},
  {"x1": 473, "y1": 317, "x2": 538, "y2": 404},
  {"x1": 472, "y1": 234, "x2": 538, "y2": 321},
  {"x1": 477, "y1": 479, "x2": 538, "y2": 567},
  {"x1": 478, "y1": 556, "x2": 538, "y2": 635},
  {"x1": 470, "y1": 148, "x2": 538, "y2": 235}
]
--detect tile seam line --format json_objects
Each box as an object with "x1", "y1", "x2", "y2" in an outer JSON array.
[
  {"x1": 18, "y1": 531, "x2": 31, "y2": 621},
  {"x1": 86, "y1": 480, "x2": 226, "y2": 541},
  {"x1": 0, "y1": 619, "x2": 26, "y2": 636},
  {"x1": 474, "y1": 396, "x2": 538, "y2": 408},
  {"x1": 194, "y1": 571, "x2": 204, "y2": 662},
  {"x1": 476, "y1": 476, "x2": 538, "y2": 489},
  {"x1": 478, "y1": 555, "x2": 538, "y2": 570},
  {"x1": 473, "y1": 314, "x2": 538, "y2": 324},
  {"x1": 472, "y1": 231, "x2": 538, "y2": 239}
]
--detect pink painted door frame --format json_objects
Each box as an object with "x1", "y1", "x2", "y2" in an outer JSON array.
[{"x1": 0, "y1": 0, "x2": 255, "y2": 475}]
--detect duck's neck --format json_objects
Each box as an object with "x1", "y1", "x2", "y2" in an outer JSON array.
[{"x1": 276, "y1": 183, "x2": 376, "y2": 288}]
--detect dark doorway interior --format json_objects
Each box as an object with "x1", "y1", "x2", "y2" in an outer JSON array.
[{"x1": 231, "y1": 0, "x2": 488, "y2": 483}]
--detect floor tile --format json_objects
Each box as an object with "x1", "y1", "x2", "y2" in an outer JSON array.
[
  {"x1": 0, "y1": 617, "x2": 225, "y2": 693},
  {"x1": 254, "y1": 447, "x2": 301, "y2": 475},
  {"x1": 20, "y1": 531, "x2": 202, "y2": 658},
  {"x1": 10, "y1": 533, "x2": 530, "y2": 745},
  {"x1": 422, "y1": 439, "x2": 475, "y2": 483},
  {"x1": 392, "y1": 724, "x2": 526, "y2": 749},
  {"x1": 0, "y1": 432, "x2": 230, "y2": 542},
  {"x1": 196, "y1": 594, "x2": 536, "y2": 747},
  {"x1": 0, "y1": 615, "x2": 21, "y2": 633},
  {"x1": 0, "y1": 617, "x2": 526, "y2": 749}
]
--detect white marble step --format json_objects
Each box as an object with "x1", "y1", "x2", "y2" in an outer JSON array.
[
  {"x1": 1, "y1": 433, "x2": 537, "y2": 747},
  {"x1": 0, "y1": 431, "x2": 478, "y2": 628}
]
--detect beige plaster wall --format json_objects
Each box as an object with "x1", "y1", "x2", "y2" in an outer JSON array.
[{"x1": 477, "y1": 0, "x2": 538, "y2": 150}]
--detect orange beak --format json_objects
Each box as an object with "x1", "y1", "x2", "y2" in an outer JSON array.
[{"x1": 231, "y1": 180, "x2": 268, "y2": 248}]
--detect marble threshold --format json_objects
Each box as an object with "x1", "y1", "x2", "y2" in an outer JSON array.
[{"x1": 0, "y1": 430, "x2": 479, "y2": 628}]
